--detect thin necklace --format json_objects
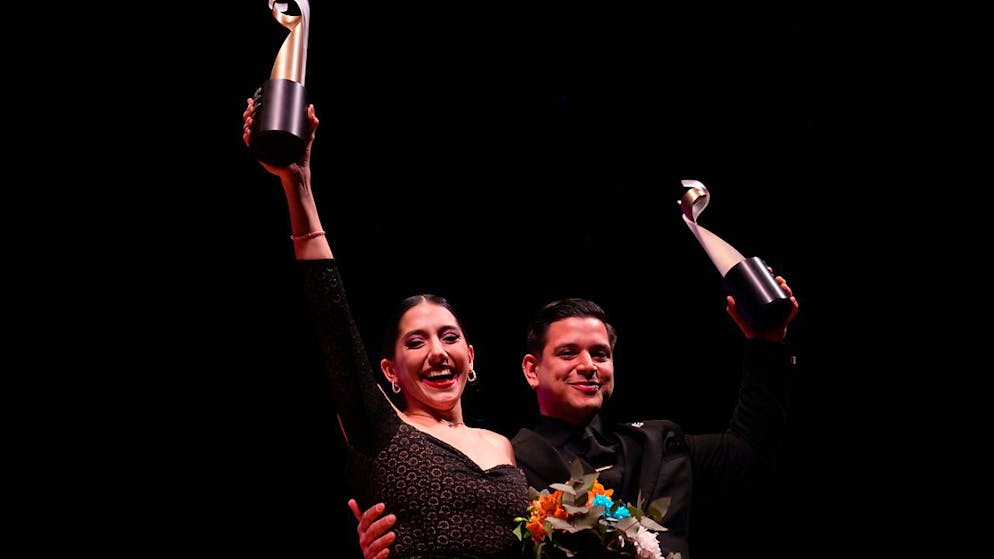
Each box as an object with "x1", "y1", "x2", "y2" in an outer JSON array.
[{"x1": 407, "y1": 412, "x2": 464, "y2": 428}]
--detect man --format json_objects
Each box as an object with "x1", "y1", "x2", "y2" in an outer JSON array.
[{"x1": 352, "y1": 279, "x2": 798, "y2": 558}]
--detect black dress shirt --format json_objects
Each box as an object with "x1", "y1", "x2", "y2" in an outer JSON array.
[{"x1": 533, "y1": 414, "x2": 635, "y2": 497}]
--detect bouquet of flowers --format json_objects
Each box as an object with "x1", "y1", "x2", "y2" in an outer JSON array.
[{"x1": 513, "y1": 459, "x2": 680, "y2": 559}]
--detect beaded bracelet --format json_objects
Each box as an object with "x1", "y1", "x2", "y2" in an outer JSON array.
[{"x1": 290, "y1": 230, "x2": 326, "y2": 241}]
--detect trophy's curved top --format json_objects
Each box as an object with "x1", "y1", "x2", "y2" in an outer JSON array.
[
  {"x1": 268, "y1": 1, "x2": 310, "y2": 85},
  {"x1": 679, "y1": 179, "x2": 710, "y2": 223}
]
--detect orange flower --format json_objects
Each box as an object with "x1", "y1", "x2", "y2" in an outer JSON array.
[
  {"x1": 525, "y1": 516, "x2": 546, "y2": 543},
  {"x1": 538, "y1": 490, "x2": 569, "y2": 520},
  {"x1": 586, "y1": 480, "x2": 614, "y2": 505},
  {"x1": 526, "y1": 490, "x2": 569, "y2": 543}
]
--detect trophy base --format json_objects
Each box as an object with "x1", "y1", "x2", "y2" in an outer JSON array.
[
  {"x1": 723, "y1": 256, "x2": 793, "y2": 331},
  {"x1": 249, "y1": 79, "x2": 308, "y2": 167}
]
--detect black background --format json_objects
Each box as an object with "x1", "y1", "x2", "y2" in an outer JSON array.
[{"x1": 130, "y1": 6, "x2": 885, "y2": 558}]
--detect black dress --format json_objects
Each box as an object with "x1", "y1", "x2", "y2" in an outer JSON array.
[{"x1": 301, "y1": 260, "x2": 529, "y2": 558}]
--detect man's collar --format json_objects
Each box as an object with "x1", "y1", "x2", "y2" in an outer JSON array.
[{"x1": 535, "y1": 414, "x2": 605, "y2": 447}]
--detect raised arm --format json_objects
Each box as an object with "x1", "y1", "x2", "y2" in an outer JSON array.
[
  {"x1": 242, "y1": 99, "x2": 330, "y2": 260},
  {"x1": 243, "y1": 100, "x2": 397, "y2": 454},
  {"x1": 686, "y1": 273, "x2": 798, "y2": 496}
]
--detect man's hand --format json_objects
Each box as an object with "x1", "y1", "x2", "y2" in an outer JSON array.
[
  {"x1": 348, "y1": 499, "x2": 396, "y2": 559},
  {"x1": 727, "y1": 272, "x2": 798, "y2": 342}
]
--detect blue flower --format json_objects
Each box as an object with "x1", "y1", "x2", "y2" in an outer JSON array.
[
  {"x1": 592, "y1": 494, "x2": 632, "y2": 520},
  {"x1": 593, "y1": 494, "x2": 614, "y2": 509}
]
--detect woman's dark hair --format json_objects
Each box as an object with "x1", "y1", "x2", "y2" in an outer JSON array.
[
  {"x1": 525, "y1": 298, "x2": 617, "y2": 357},
  {"x1": 380, "y1": 294, "x2": 468, "y2": 358}
]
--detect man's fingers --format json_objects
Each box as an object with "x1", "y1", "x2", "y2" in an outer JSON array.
[
  {"x1": 348, "y1": 499, "x2": 362, "y2": 522},
  {"x1": 349, "y1": 500, "x2": 384, "y2": 541},
  {"x1": 357, "y1": 502, "x2": 385, "y2": 532},
  {"x1": 363, "y1": 524, "x2": 397, "y2": 558},
  {"x1": 364, "y1": 514, "x2": 397, "y2": 542}
]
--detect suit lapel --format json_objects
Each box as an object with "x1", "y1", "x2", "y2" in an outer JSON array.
[
  {"x1": 511, "y1": 429, "x2": 571, "y2": 488},
  {"x1": 615, "y1": 422, "x2": 664, "y2": 505}
]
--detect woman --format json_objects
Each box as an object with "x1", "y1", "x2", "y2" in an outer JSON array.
[{"x1": 242, "y1": 100, "x2": 528, "y2": 558}]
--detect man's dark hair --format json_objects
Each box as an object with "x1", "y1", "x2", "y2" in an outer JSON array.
[{"x1": 525, "y1": 298, "x2": 617, "y2": 357}]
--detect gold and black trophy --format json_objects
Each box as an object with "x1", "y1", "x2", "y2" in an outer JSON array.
[
  {"x1": 249, "y1": 1, "x2": 311, "y2": 167},
  {"x1": 678, "y1": 180, "x2": 793, "y2": 331}
]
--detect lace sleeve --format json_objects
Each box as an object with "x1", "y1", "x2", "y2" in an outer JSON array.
[{"x1": 299, "y1": 259, "x2": 399, "y2": 455}]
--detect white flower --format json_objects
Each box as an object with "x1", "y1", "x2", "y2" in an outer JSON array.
[{"x1": 632, "y1": 525, "x2": 663, "y2": 559}]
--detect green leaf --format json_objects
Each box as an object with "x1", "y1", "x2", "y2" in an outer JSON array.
[
  {"x1": 579, "y1": 473, "x2": 599, "y2": 494},
  {"x1": 615, "y1": 516, "x2": 638, "y2": 534},
  {"x1": 567, "y1": 458, "x2": 585, "y2": 480},
  {"x1": 572, "y1": 506, "x2": 604, "y2": 529},
  {"x1": 550, "y1": 483, "x2": 576, "y2": 496},
  {"x1": 547, "y1": 517, "x2": 582, "y2": 533},
  {"x1": 562, "y1": 503, "x2": 589, "y2": 515},
  {"x1": 513, "y1": 524, "x2": 524, "y2": 541},
  {"x1": 649, "y1": 496, "x2": 671, "y2": 521},
  {"x1": 639, "y1": 516, "x2": 668, "y2": 532}
]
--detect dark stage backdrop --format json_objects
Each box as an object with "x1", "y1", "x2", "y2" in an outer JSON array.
[{"x1": 161, "y1": 7, "x2": 866, "y2": 559}]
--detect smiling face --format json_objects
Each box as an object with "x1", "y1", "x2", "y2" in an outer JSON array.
[
  {"x1": 380, "y1": 301, "x2": 474, "y2": 416},
  {"x1": 522, "y1": 316, "x2": 615, "y2": 425}
]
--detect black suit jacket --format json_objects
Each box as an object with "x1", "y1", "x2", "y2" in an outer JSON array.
[{"x1": 510, "y1": 340, "x2": 794, "y2": 558}]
